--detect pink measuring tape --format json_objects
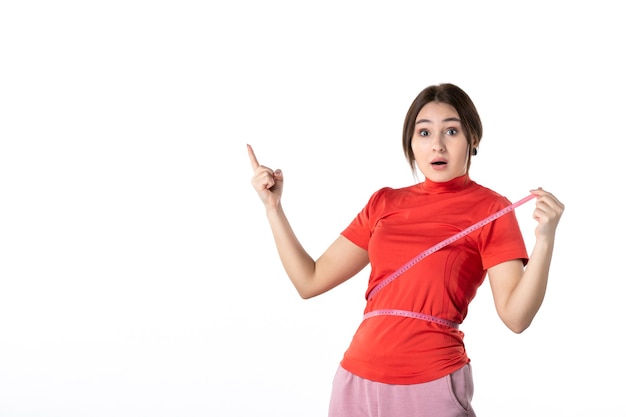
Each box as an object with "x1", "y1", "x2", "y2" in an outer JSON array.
[{"x1": 363, "y1": 193, "x2": 537, "y2": 328}]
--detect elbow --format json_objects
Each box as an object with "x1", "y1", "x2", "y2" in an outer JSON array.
[
  {"x1": 505, "y1": 318, "x2": 533, "y2": 334},
  {"x1": 498, "y1": 303, "x2": 539, "y2": 334},
  {"x1": 298, "y1": 290, "x2": 315, "y2": 300},
  {"x1": 290, "y1": 277, "x2": 317, "y2": 299},
  {"x1": 296, "y1": 284, "x2": 331, "y2": 300},
  {"x1": 292, "y1": 274, "x2": 335, "y2": 299},
  {"x1": 296, "y1": 286, "x2": 321, "y2": 300},
  {"x1": 508, "y1": 324, "x2": 528, "y2": 334}
]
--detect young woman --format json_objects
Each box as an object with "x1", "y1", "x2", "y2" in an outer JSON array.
[{"x1": 247, "y1": 83, "x2": 564, "y2": 417}]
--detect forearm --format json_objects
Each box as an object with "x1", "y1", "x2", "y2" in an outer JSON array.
[
  {"x1": 265, "y1": 204, "x2": 317, "y2": 298},
  {"x1": 504, "y1": 238, "x2": 554, "y2": 333}
]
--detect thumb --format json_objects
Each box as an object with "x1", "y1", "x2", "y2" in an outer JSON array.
[{"x1": 274, "y1": 169, "x2": 283, "y2": 179}]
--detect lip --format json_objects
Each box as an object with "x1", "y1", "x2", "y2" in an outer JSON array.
[{"x1": 430, "y1": 158, "x2": 448, "y2": 170}]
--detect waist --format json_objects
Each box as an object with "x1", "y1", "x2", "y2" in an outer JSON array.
[{"x1": 363, "y1": 309, "x2": 460, "y2": 329}]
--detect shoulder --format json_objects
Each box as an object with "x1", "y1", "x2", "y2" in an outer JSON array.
[
  {"x1": 367, "y1": 185, "x2": 416, "y2": 204},
  {"x1": 469, "y1": 182, "x2": 511, "y2": 206}
]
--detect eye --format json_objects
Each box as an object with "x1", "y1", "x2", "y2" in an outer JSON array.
[
  {"x1": 418, "y1": 129, "x2": 430, "y2": 137},
  {"x1": 445, "y1": 128, "x2": 458, "y2": 135}
]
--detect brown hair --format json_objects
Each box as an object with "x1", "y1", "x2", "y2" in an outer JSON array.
[{"x1": 402, "y1": 83, "x2": 483, "y2": 177}]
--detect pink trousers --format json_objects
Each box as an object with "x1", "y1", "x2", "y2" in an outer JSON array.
[{"x1": 328, "y1": 365, "x2": 476, "y2": 417}]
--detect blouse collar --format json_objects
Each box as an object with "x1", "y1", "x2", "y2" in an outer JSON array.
[{"x1": 420, "y1": 174, "x2": 473, "y2": 193}]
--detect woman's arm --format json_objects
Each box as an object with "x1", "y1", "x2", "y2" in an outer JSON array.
[
  {"x1": 248, "y1": 144, "x2": 369, "y2": 299},
  {"x1": 487, "y1": 188, "x2": 565, "y2": 333}
]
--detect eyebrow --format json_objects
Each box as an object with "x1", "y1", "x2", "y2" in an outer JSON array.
[{"x1": 415, "y1": 117, "x2": 462, "y2": 125}]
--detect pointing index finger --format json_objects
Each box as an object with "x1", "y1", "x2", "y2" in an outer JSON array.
[{"x1": 247, "y1": 144, "x2": 260, "y2": 170}]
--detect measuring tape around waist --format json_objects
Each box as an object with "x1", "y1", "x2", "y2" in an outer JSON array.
[
  {"x1": 366, "y1": 193, "x2": 537, "y2": 301},
  {"x1": 363, "y1": 309, "x2": 461, "y2": 329}
]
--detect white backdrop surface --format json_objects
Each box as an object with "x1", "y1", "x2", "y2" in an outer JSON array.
[{"x1": 1, "y1": 1, "x2": 623, "y2": 416}]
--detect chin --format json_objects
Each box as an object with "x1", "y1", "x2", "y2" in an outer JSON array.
[{"x1": 428, "y1": 173, "x2": 455, "y2": 182}]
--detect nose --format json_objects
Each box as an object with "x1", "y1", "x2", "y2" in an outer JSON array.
[{"x1": 432, "y1": 134, "x2": 445, "y2": 152}]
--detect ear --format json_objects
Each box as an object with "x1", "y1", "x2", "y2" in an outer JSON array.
[{"x1": 470, "y1": 136, "x2": 479, "y2": 156}]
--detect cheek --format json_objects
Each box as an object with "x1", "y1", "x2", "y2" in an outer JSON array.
[
  {"x1": 411, "y1": 137, "x2": 427, "y2": 152},
  {"x1": 412, "y1": 143, "x2": 432, "y2": 162}
]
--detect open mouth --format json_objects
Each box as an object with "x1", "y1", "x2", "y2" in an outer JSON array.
[{"x1": 431, "y1": 161, "x2": 447, "y2": 165}]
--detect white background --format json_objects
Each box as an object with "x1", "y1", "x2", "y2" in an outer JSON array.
[{"x1": 1, "y1": 1, "x2": 624, "y2": 416}]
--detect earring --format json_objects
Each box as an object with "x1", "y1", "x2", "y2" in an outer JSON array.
[{"x1": 472, "y1": 148, "x2": 478, "y2": 156}]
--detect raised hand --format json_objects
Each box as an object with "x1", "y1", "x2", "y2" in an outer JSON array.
[
  {"x1": 529, "y1": 188, "x2": 565, "y2": 239},
  {"x1": 248, "y1": 144, "x2": 284, "y2": 208}
]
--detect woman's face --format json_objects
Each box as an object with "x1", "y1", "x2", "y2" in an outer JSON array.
[{"x1": 411, "y1": 101, "x2": 471, "y2": 183}]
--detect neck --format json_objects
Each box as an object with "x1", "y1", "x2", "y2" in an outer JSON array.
[{"x1": 422, "y1": 174, "x2": 471, "y2": 192}]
